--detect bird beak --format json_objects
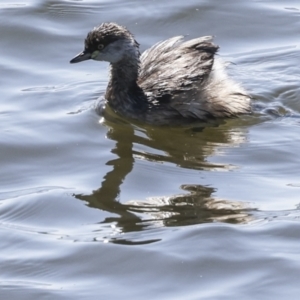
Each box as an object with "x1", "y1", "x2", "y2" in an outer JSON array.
[{"x1": 70, "y1": 50, "x2": 91, "y2": 63}]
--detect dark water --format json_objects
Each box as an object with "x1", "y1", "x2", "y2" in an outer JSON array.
[{"x1": 1, "y1": 0, "x2": 300, "y2": 299}]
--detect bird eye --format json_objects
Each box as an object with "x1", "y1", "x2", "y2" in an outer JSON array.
[{"x1": 98, "y1": 44, "x2": 104, "y2": 50}]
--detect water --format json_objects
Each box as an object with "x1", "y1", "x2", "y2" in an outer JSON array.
[{"x1": 1, "y1": 0, "x2": 300, "y2": 299}]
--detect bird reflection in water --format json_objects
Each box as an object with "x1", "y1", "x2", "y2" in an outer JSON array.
[{"x1": 75, "y1": 112, "x2": 255, "y2": 242}]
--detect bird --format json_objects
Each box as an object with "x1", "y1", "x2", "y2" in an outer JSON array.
[{"x1": 70, "y1": 22, "x2": 251, "y2": 125}]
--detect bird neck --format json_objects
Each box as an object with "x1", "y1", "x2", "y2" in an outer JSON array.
[
  {"x1": 109, "y1": 54, "x2": 140, "y2": 89},
  {"x1": 106, "y1": 54, "x2": 148, "y2": 114}
]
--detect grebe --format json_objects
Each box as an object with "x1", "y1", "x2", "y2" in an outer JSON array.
[{"x1": 70, "y1": 22, "x2": 251, "y2": 125}]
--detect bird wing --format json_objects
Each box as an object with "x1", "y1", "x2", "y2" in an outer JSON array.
[{"x1": 138, "y1": 35, "x2": 219, "y2": 106}]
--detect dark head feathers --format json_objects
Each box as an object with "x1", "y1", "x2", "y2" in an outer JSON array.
[{"x1": 84, "y1": 22, "x2": 136, "y2": 52}]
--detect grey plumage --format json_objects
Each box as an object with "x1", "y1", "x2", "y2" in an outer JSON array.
[{"x1": 70, "y1": 22, "x2": 251, "y2": 125}]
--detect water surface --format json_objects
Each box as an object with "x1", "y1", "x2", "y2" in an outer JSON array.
[{"x1": 1, "y1": 0, "x2": 300, "y2": 299}]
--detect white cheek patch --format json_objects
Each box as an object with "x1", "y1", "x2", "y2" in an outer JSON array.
[{"x1": 91, "y1": 50, "x2": 100, "y2": 59}]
